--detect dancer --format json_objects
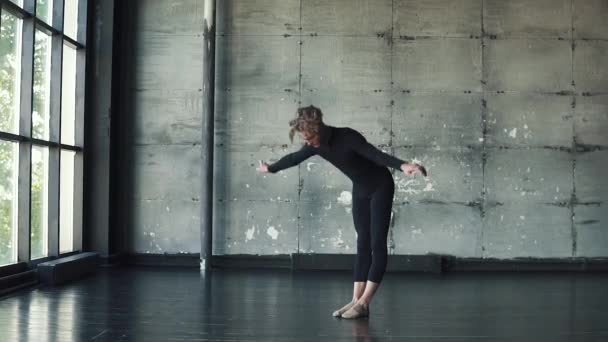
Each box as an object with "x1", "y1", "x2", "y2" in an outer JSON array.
[{"x1": 256, "y1": 105, "x2": 426, "y2": 319}]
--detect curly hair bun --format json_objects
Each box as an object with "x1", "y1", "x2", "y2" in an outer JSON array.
[{"x1": 288, "y1": 105, "x2": 324, "y2": 143}]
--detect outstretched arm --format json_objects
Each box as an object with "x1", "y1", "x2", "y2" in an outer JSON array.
[
  {"x1": 350, "y1": 129, "x2": 427, "y2": 176},
  {"x1": 258, "y1": 144, "x2": 317, "y2": 174},
  {"x1": 350, "y1": 130, "x2": 406, "y2": 170}
]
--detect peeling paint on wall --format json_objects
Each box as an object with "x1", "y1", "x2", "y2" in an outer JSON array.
[
  {"x1": 267, "y1": 226, "x2": 279, "y2": 240},
  {"x1": 245, "y1": 226, "x2": 255, "y2": 241},
  {"x1": 337, "y1": 191, "x2": 352, "y2": 206}
]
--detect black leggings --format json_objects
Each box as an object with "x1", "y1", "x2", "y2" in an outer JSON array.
[{"x1": 351, "y1": 172, "x2": 395, "y2": 283}]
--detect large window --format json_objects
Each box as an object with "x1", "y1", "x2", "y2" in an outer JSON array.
[
  {"x1": 0, "y1": 140, "x2": 17, "y2": 265},
  {"x1": 0, "y1": 0, "x2": 87, "y2": 266},
  {"x1": 0, "y1": 11, "x2": 21, "y2": 134},
  {"x1": 35, "y1": 0, "x2": 52, "y2": 25},
  {"x1": 32, "y1": 29, "x2": 51, "y2": 140}
]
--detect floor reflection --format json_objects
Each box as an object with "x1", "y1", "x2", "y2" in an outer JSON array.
[
  {"x1": 0, "y1": 268, "x2": 607, "y2": 341},
  {"x1": 350, "y1": 318, "x2": 376, "y2": 342}
]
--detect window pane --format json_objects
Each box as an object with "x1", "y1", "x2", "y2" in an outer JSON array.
[
  {"x1": 0, "y1": 13, "x2": 22, "y2": 134},
  {"x1": 31, "y1": 145, "x2": 49, "y2": 260},
  {"x1": 0, "y1": 140, "x2": 18, "y2": 266},
  {"x1": 61, "y1": 45, "x2": 76, "y2": 145},
  {"x1": 64, "y1": 0, "x2": 79, "y2": 39},
  {"x1": 59, "y1": 150, "x2": 74, "y2": 253},
  {"x1": 36, "y1": 0, "x2": 54, "y2": 25},
  {"x1": 33, "y1": 30, "x2": 51, "y2": 140}
]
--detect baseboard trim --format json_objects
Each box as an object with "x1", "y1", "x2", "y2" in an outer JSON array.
[
  {"x1": 293, "y1": 254, "x2": 442, "y2": 273},
  {"x1": 444, "y1": 257, "x2": 608, "y2": 272},
  {"x1": 125, "y1": 253, "x2": 200, "y2": 267},
  {"x1": 118, "y1": 253, "x2": 608, "y2": 272}
]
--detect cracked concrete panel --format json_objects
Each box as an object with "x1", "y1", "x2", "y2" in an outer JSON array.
[
  {"x1": 301, "y1": 36, "x2": 392, "y2": 145},
  {"x1": 298, "y1": 90, "x2": 391, "y2": 146},
  {"x1": 300, "y1": 94, "x2": 391, "y2": 146},
  {"x1": 300, "y1": 156, "x2": 356, "y2": 201},
  {"x1": 131, "y1": 198, "x2": 201, "y2": 253},
  {"x1": 574, "y1": 40, "x2": 608, "y2": 93},
  {"x1": 214, "y1": 89, "x2": 300, "y2": 151},
  {"x1": 134, "y1": 0, "x2": 203, "y2": 35},
  {"x1": 301, "y1": 37, "x2": 391, "y2": 92},
  {"x1": 484, "y1": 0, "x2": 571, "y2": 38},
  {"x1": 575, "y1": 150, "x2": 608, "y2": 203},
  {"x1": 394, "y1": 0, "x2": 481, "y2": 37},
  {"x1": 485, "y1": 149, "x2": 573, "y2": 204},
  {"x1": 212, "y1": 200, "x2": 298, "y2": 255},
  {"x1": 574, "y1": 204, "x2": 608, "y2": 257},
  {"x1": 483, "y1": 203, "x2": 572, "y2": 258},
  {"x1": 215, "y1": 36, "x2": 299, "y2": 93},
  {"x1": 392, "y1": 93, "x2": 483, "y2": 147},
  {"x1": 486, "y1": 94, "x2": 573, "y2": 148},
  {"x1": 131, "y1": 145, "x2": 202, "y2": 201},
  {"x1": 217, "y1": 0, "x2": 300, "y2": 35},
  {"x1": 485, "y1": 39, "x2": 571, "y2": 92},
  {"x1": 301, "y1": 0, "x2": 392, "y2": 36},
  {"x1": 299, "y1": 199, "x2": 357, "y2": 254},
  {"x1": 574, "y1": 0, "x2": 608, "y2": 40},
  {"x1": 132, "y1": 90, "x2": 202, "y2": 145},
  {"x1": 392, "y1": 203, "x2": 482, "y2": 257},
  {"x1": 575, "y1": 95, "x2": 608, "y2": 147},
  {"x1": 393, "y1": 39, "x2": 482, "y2": 92},
  {"x1": 393, "y1": 147, "x2": 483, "y2": 204},
  {"x1": 213, "y1": 148, "x2": 300, "y2": 202},
  {"x1": 133, "y1": 33, "x2": 203, "y2": 90}
]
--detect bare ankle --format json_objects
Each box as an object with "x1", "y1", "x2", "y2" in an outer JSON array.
[{"x1": 357, "y1": 298, "x2": 370, "y2": 306}]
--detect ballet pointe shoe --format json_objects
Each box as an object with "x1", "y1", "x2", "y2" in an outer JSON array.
[
  {"x1": 332, "y1": 299, "x2": 356, "y2": 317},
  {"x1": 341, "y1": 302, "x2": 369, "y2": 319}
]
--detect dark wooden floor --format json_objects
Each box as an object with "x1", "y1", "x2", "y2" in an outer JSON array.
[{"x1": 0, "y1": 267, "x2": 607, "y2": 341}]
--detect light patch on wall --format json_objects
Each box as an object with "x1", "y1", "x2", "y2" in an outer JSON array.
[
  {"x1": 522, "y1": 123, "x2": 532, "y2": 139},
  {"x1": 337, "y1": 191, "x2": 352, "y2": 206},
  {"x1": 396, "y1": 178, "x2": 421, "y2": 195},
  {"x1": 411, "y1": 227, "x2": 423, "y2": 240},
  {"x1": 332, "y1": 229, "x2": 345, "y2": 248},
  {"x1": 307, "y1": 162, "x2": 318, "y2": 171},
  {"x1": 267, "y1": 226, "x2": 279, "y2": 240},
  {"x1": 245, "y1": 225, "x2": 256, "y2": 241}
]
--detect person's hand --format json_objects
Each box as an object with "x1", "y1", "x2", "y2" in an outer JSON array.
[
  {"x1": 400, "y1": 163, "x2": 425, "y2": 177},
  {"x1": 256, "y1": 160, "x2": 269, "y2": 173}
]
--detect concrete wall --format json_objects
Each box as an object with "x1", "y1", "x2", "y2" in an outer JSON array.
[
  {"x1": 84, "y1": 0, "x2": 114, "y2": 256},
  {"x1": 127, "y1": 0, "x2": 608, "y2": 259},
  {"x1": 126, "y1": 0, "x2": 204, "y2": 254}
]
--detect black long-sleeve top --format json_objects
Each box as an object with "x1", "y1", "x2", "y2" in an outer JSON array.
[{"x1": 268, "y1": 125, "x2": 407, "y2": 185}]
